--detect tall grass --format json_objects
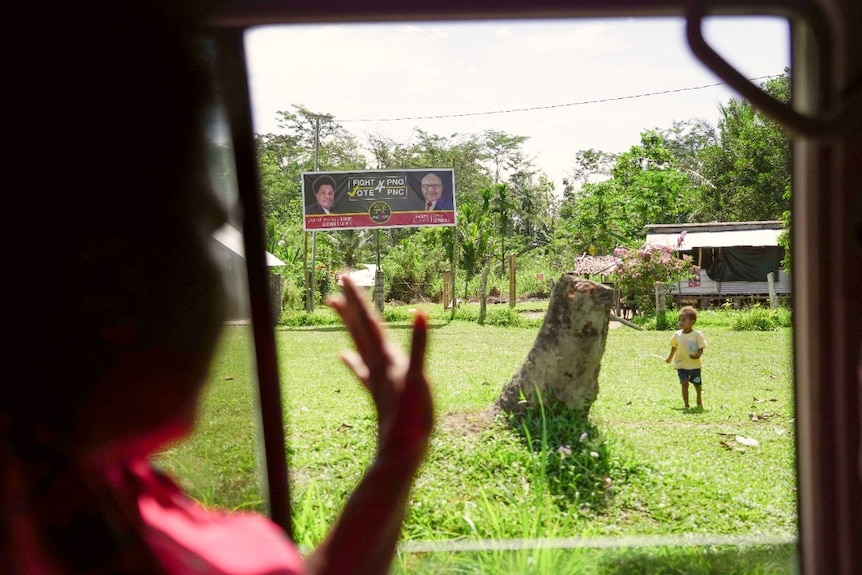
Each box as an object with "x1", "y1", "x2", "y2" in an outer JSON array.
[{"x1": 155, "y1": 312, "x2": 796, "y2": 573}]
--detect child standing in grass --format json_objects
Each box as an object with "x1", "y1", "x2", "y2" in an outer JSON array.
[{"x1": 665, "y1": 306, "x2": 707, "y2": 410}]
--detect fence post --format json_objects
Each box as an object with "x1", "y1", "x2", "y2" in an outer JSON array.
[
  {"x1": 509, "y1": 254, "x2": 516, "y2": 308},
  {"x1": 767, "y1": 272, "x2": 778, "y2": 308}
]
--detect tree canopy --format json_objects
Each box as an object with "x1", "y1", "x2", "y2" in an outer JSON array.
[{"x1": 254, "y1": 72, "x2": 791, "y2": 308}]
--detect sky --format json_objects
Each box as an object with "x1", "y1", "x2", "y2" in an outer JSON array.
[{"x1": 243, "y1": 16, "x2": 789, "y2": 190}]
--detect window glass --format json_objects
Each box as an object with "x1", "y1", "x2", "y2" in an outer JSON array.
[{"x1": 167, "y1": 16, "x2": 797, "y2": 573}]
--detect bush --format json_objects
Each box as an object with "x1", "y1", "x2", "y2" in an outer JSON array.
[
  {"x1": 732, "y1": 304, "x2": 780, "y2": 331},
  {"x1": 485, "y1": 307, "x2": 524, "y2": 327},
  {"x1": 655, "y1": 310, "x2": 675, "y2": 330},
  {"x1": 613, "y1": 235, "x2": 699, "y2": 315},
  {"x1": 278, "y1": 309, "x2": 339, "y2": 327},
  {"x1": 281, "y1": 273, "x2": 304, "y2": 311},
  {"x1": 775, "y1": 305, "x2": 792, "y2": 327},
  {"x1": 639, "y1": 310, "x2": 677, "y2": 331},
  {"x1": 382, "y1": 229, "x2": 447, "y2": 303}
]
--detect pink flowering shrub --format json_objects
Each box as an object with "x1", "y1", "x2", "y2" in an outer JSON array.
[{"x1": 613, "y1": 233, "x2": 699, "y2": 315}]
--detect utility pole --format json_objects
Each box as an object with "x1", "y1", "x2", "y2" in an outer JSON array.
[{"x1": 307, "y1": 113, "x2": 331, "y2": 312}]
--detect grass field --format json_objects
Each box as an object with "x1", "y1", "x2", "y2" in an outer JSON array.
[{"x1": 154, "y1": 307, "x2": 797, "y2": 573}]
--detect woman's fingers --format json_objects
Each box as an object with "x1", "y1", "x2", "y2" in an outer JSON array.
[
  {"x1": 407, "y1": 313, "x2": 427, "y2": 381},
  {"x1": 339, "y1": 349, "x2": 370, "y2": 386},
  {"x1": 328, "y1": 275, "x2": 432, "y2": 453},
  {"x1": 329, "y1": 277, "x2": 388, "y2": 373}
]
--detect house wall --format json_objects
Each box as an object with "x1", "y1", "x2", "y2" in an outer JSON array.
[{"x1": 666, "y1": 268, "x2": 791, "y2": 307}]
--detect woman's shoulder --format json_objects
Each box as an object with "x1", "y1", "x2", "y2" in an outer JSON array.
[{"x1": 129, "y1": 461, "x2": 305, "y2": 574}]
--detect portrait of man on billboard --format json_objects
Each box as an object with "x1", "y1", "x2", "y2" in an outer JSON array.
[
  {"x1": 413, "y1": 171, "x2": 455, "y2": 211},
  {"x1": 306, "y1": 174, "x2": 338, "y2": 215}
]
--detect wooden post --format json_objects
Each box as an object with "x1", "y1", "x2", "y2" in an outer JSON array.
[
  {"x1": 508, "y1": 254, "x2": 516, "y2": 308},
  {"x1": 767, "y1": 272, "x2": 778, "y2": 308},
  {"x1": 443, "y1": 270, "x2": 452, "y2": 309},
  {"x1": 655, "y1": 281, "x2": 665, "y2": 315}
]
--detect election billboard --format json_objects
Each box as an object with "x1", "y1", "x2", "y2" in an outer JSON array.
[{"x1": 302, "y1": 168, "x2": 456, "y2": 231}]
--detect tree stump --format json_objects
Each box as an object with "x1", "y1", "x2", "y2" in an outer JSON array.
[{"x1": 495, "y1": 274, "x2": 614, "y2": 417}]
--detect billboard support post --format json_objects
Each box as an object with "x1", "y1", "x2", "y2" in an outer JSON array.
[
  {"x1": 509, "y1": 254, "x2": 516, "y2": 308},
  {"x1": 302, "y1": 232, "x2": 311, "y2": 311},
  {"x1": 374, "y1": 230, "x2": 383, "y2": 313},
  {"x1": 374, "y1": 268, "x2": 384, "y2": 313},
  {"x1": 310, "y1": 231, "x2": 317, "y2": 312}
]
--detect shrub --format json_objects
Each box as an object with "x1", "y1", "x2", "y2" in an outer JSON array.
[
  {"x1": 278, "y1": 309, "x2": 339, "y2": 327},
  {"x1": 281, "y1": 273, "x2": 304, "y2": 311},
  {"x1": 655, "y1": 309, "x2": 675, "y2": 330},
  {"x1": 613, "y1": 234, "x2": 699, "y2": 315},
  {"x1": 485, "y1": 307, "x2": 524, "y2": 327},
  {"x1": 732, "y1": 304, "x2": 780, "y2": 331},
  {"x1": 775, "y1": 305, "x2": 792, "y2": 327},
  {"x1": 639, "y1": 309, "x2": 677, "y2": 331},
  {"x1": 382, "y1": 229, "x2": 447, "y2": 303}
]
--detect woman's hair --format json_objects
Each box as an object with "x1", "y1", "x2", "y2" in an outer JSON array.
[
  {"x1": 11, "y1": 2, "x2": 219, "y2": 457},
  {"x1": 6, "y1": 2, "x2": 216, "y2": 572}
]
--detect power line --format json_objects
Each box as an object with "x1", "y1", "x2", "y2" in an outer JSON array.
[{"x1": 342, "y1": 74, "x2": 784, "y2": 124}]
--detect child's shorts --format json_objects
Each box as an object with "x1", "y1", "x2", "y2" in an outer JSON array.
[{"x1": 677, "y1": 368, "x2": 703, "y2": 386}]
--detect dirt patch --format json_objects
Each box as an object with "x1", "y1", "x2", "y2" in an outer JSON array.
[{"x1": 437, "y1": 408, "x2": 499, "y2": 437}]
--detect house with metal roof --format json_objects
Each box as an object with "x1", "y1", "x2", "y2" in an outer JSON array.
[{"x1": 644, "y1": 221, "x2": 790, "y2": 307}]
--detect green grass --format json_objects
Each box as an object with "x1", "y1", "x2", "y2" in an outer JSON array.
[{"x1": 154, "y1": 311, "x2": 796, "y2": 574}]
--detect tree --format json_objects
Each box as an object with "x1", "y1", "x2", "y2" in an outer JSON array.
[
  {"x1": 483, "y1": 129, "x2": 529, "y2": 184},
  {"x1": 275, "y1": 105, "x2": 367, "y2": 171},
  {"x1": 331, "y1": 229, "x2": 374, "y2": 271},
  {"x1": 458, "y1": 188, "x2": 493, "y2": 313},
  {"x1": 697, "y1": 71, "x2": 791, "y2": 221},
  {"x1": 566, "y1": 148, "x2": 617, "y2": 189},
  {"x1": 255, "y1": 132, "x2": 304, "y2": 223},
  {"x1": 612, "y1": 234, "x2": 699, "y2": 315},
  {"x1": 491, "y1": 183, "x2": 516, "y2": 273},
  {"x1": 382, "y1": 228, "x2": 448, "y2": 303},
  {"x1": 660, "y1": 119, "x2": 717, "y2": 184},
  {"x1": 556, "y1": 131, "x2": 698, "y2": 258}
]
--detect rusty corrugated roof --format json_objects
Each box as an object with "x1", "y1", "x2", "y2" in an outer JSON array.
[{"x1": 571, "y1": 255, "x2": 618, "y2": 276}]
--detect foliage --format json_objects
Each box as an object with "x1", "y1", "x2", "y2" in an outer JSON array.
[
  {"x1": 280, "y1": 272, "x2": 304, "y2": 311},
  {"x1": 632, "y1": 305, "x2": 791, "y2": 332},
  {"x1": 278, "y1": 307, "x2": 340, "y2": 327},
  {"x1": 484, "y1": 307, "x2": 525, "y2": 327},
  {"x1": 731, "y1": 304, "x2": 785, "y2": 331},
  {"x1": 778, "y1": 183, "x2": 792, "y2": 272},
  {"x1": 697, "y1": 72, "x2": 791, "y2": 222},
  {"x1": 612, "y1": 234, "x2": 699, "y2": 315},
  {"x1": 558, "y1": 130, "x2": 702, "y2": 255},
  {"x1": 254, "y1": 74, "x2": 792, "y2": 311},
  {"x1": 655, "y1": 309, "x2": 674, "y2": 331},
  {"x1": 484, "y1": 129, "x2": 529, "y2": 184},
  {"x1": 458, "y1": 189, "x2": 494, "y2": 303},
  {"x1": 383, "y1": 228, "x2": 448, "y2": 303}
]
